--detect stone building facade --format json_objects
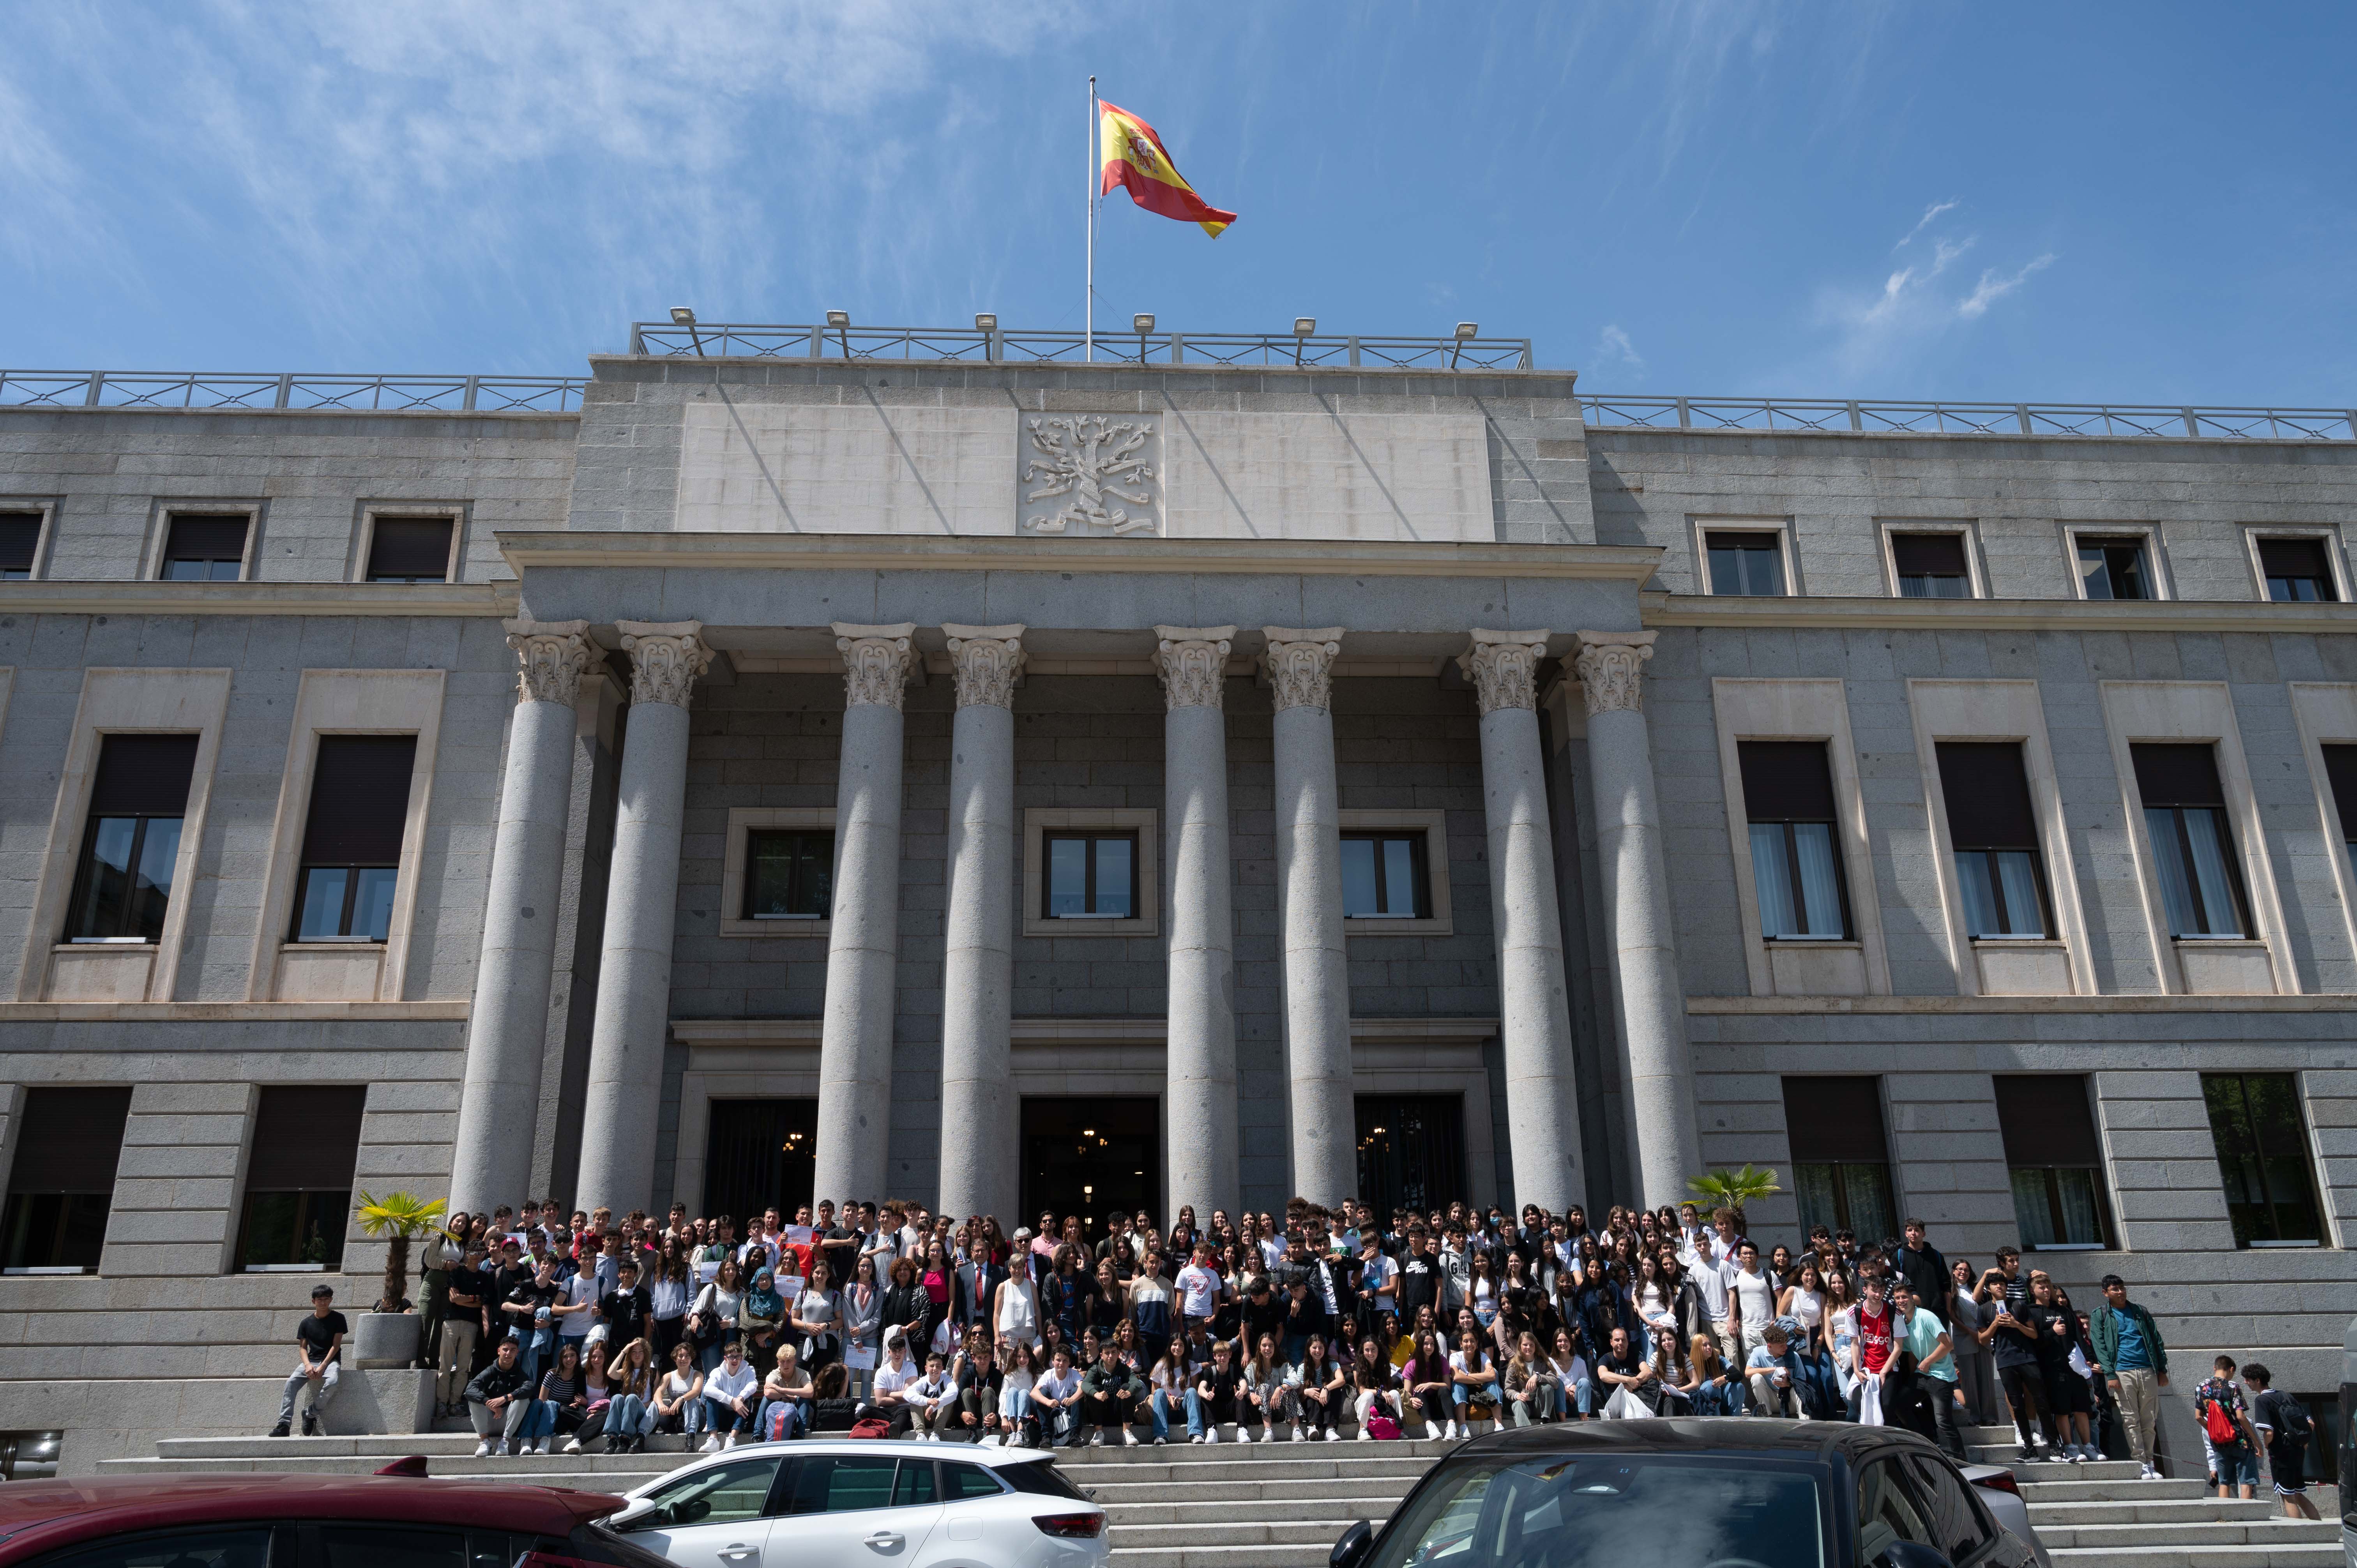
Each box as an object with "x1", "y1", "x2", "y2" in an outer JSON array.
[{"x1": 1, "y1": 335, "x2": 2353, "y2": 1467}]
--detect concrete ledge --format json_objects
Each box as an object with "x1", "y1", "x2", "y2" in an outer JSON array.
[
  {"x1": 0, "y1": 1001, "x2": 470, "y2": 1021},
  {"x1": 0, "y1": 582, "x2": 516, "y2": 617}
]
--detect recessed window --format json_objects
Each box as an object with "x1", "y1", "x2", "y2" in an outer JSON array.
[
  {"x1": 1, "y1": 1087, "x2": 131, "y2": 1273},
  {"x1": 1936, "y1": 742, "x2": 2051, "y2": 939},
  {"x1": 364, "y1": 516, "x2": 454, "y2": 583},
  {"x1": 67, "y1": 735, "x2": 197, "y2": 944},
  {"x1": 745, "y1": 829, "x2": 833, "y2": 919},
  {"x1": 237, "y1": 1086, "x2": 365, "y2": 1270},
  {"x1": 2200, "y1": 1072, "x2": 2322, "y2": 1248},
  {"x1": 2322, "y1": 745, "x2": 2357, "y2": 881},
  {"x1": 1340, "y1": 832, "x2": 1431, "y2": 919},
  {"x1": 2076, "y1": 536, "x2": 2153, "y2": 600},
  {"x1": 291, "y1": 736, "x2": 417, "y2": 942},
  {"x1": 1782, "y1": 1077, "x2": 1894, "y2": 1240},
  {"x1": 2258, "y1": 537, "x2": 2337, "y2": 602},
  {"x1": 1705, "y1": 531, "x2": 1786, "y2": 596},
  {"x1": 1892, "y1": 533, "x2": 1971, "y2": 599},
  {"x1": 2132, "y1": 743, "x2": 2248, "y2": 938},
  {"x1": 1994, "y1": 1075, "x2": 2114, "y2": 1249},
  {"x1": 1043, "y1": 832, "x2": 1136, "y2": 919},
  {"x1": 1739, "y1": 740, "x2": 1850, "y2": 939},
  {"x1": 0, "y1": 513, "x2": 41, "y2": 579},
  {"x1": 158, "y1": 514, "x2": 249, "y2": 581}
]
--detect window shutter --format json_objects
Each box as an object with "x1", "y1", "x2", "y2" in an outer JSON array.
[
  {"x1": 1891, "y1": 533, "x2": 1966, "y2": 577},
  {"x1": 1936, "y1": 742, "x2": 2038, "y2": 849},
  {"x1": 0, "y1": 514, "x2": 41, "y2": 572},
  {"x1": 2258, "y1": 538, "x2": 2329, "y2": 583},
  {"x1": 88, "y1": 734, "x2": 200, "y2": 816},
  {"x1": 2322, "y1": 745, "x2": 2357, "y2": 841},
  {"x1": 1781, "y1": 1076, "x2": 1889, "y2": 1164},
  {"x1": 163, "y1": 515, "x2": 249, "y2": 562},
  {"x1": 243, "y1": 1086, "x2": 367, "y2": 1190},
  {"x1": 301, "y1": 736, "x2": 418, "y2": 864},
  {"x1": 2130, "y1": 743, "x2": 2225, "y2": 807},
  {"x1": 5, "y1": 1087, "x2": 132, "y2": 1195},
  {"x1": 1992, "y1": 1075, "x2": 2101, "y2": 1167},
  {"x1": 1739, "y1": 741, "x2": 1838, "y2": 822},
  {"x1": 366, "y1": 517, "x2": 454, "y2": 580}
]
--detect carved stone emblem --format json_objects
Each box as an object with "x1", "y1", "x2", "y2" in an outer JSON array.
[
  {"x1": 943, "y1": 623, "x2": 1026, "y2": 710},
  {"x1": 1573, "y1": 629, "x2": 1656, "y2": 716},
  {"x1": 1262, "y1": 627, "x2": 1344, "y2": 713},
  {"x1": 505, "y1": 618, "x2": 595, "y2": 708},
  {"x1": 1154, "y1": 625, "x2": 1235, "y2": 712},
  {"x1": 1459, "y1": 629, "x2": 1550, "y2": 716},
  {"x1": 616, "y1": 620, "x2": 710, "y2": 709},
  {"x1": 833, "y1": 621, "x2": 918, "y2": 710},
  {"x1": 1021, "y1": 415, "x2": 1159, "y2": 536}
]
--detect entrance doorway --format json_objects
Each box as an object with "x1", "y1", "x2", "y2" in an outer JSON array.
[
  {"x1": 702, "y1": 1098, "x2": 816, "y2": 1224},
  {"x1": 1355, "y1": 1095, "x2": 1466, "y2": 1220},
  {"x1": 1020, "y1": 1097, "x2": 1159, "y2": 1238}
]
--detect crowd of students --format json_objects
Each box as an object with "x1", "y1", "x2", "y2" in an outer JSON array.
[{"x1": 288, "y1": 1190, "x2": 2288, "y2": 1492}]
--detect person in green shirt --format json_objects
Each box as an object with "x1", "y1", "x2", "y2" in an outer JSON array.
[
  {"x1": 2091, "y1": 1274, "x2": 2170, "y2": 1480},
  {"x1": 1891, "y1": 1278, "x2": 1965, "y2": 1460}
]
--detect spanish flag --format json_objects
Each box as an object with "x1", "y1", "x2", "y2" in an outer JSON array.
[{"x1": 1099, "y1": 100, "x2": 1236, "y2": 238}]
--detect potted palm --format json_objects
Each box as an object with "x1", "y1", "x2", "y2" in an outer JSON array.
[
  {"x1": 1684, "y1": 1164, "x2": 1782, "y2": 1237},
  {"x1": 351, "y1": 1190, "x2": 447, "y2": 1368}
]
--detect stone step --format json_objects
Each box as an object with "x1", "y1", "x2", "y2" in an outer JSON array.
[
  {"x1": 2041, "y1": 1523, "x2": 2341, "y2": 1550},
  {"x1": 98, "y1": 1453, "x2": 672, "y2": 1485},
  {"x1": 1111, "y1": 1520, "x2": 1370, "y2": 1549},
  {"x1": 2030, "y1": 1500, "x2": 2289, "y2": 1525},
  {"x1": 2018, "y1": 1479, "x2": 2214, "y2": 1504},
  {"x1": 1102, "y1": 1496, "x2": 1403, "y2": 1527},
  {"x1": 2045, "y1": 1544, "x2": 2342, "y2": 1568},
  {"x1": 1087, "y1": 1477, "x2": 1416, "y2": 1504},
  {"x1": 1055, "y1": 1454, "x2": 1440, "y2": 1485},
  {"x1": 1971, "y1": 1450, "x2": 2146, "y2": 1480},
  {"x1": 1059, "y1": 1436, "x2": 1459, "y2": 1465},
  {"x1": 1108, "y1": 1546, "x2": 1332, "y2": 1568}
]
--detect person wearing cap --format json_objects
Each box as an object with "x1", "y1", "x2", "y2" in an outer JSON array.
[{"x1": 269, "y1": 1284, "x2": 347, "y2": 1436}]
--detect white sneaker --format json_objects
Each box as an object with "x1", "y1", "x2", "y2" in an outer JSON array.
[
  {"x1": 1204, "y1": 1426, "x2": 1221, "y2": 1444},
  {"x1": 1356, "y1": 1428, "x2": 1373, "y2": 1441},
  {"x1": 1292, "y1": 1426, "x2": 1309, "y2": 1443},
  {"x1": 1088, "y1": 1430, "x2": 1103, "y2": 1447},
  {"x1": 1122, "y1": 1429, "x2": 1139, "y2": 1446},
  {"x1": 494, "y1": 1441, "x2": 512, "y2": 1457},
  {"x1": 1152, "y1": 1435, "x2": 1166, "y2": 1446},
  {"x1": 700, "y1": 1435, "x2": 722, "y2": 1453},
  {"x1": 1325, "y1": 1429, "x2": 1343, "y2": 1442},
  {"x1": 723, "y1": 1433, "x2": 739, "y2": 1451},
  {"x1": 1447, "y1": 1421, "x2": 1463, "y2": 1439},
  {"x1": 564, "y1": 1439, "x2": 583, "y2": 1455},
  {"x1": 1189, "y1": 1434, "x2": 1204, "y2": 1444},
  {"x1": 2140, "y1": 1466, "x2": 2160, "y2": 1480},
  {"x1": 474, "y1": 1440, "x2": 492, "y2": 1458}
]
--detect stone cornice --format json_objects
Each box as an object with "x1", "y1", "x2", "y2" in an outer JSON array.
[
  {"x1": 1688, "y1": 994, "x2": 2357, "y2": 1014},
  {"x1": 0, "y1": 1001, "x2": 470, "y2": 1022},
  {"x1": 0, "y1": 581, "x2": 516, "y2": 617},
  {"x1": 1640, "y1": 590, "x2": 2357, "y2": 636}
]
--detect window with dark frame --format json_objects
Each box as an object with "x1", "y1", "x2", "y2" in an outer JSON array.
[
  {"x1": 292, "y1": 736, "x2": 417, "y2": 942},
  {"x1": 1339, "y1": 830, "x2": 1431, "y2": 919},
  {"x1": 2322, "y1": 745, "x2": 2357, "y2": 882},
  {"x1": 1739, "y1": 740, "x2": 1851, "y2": 939},
  {"x1": 2131, "y1": 743, "x2": 2250, "y2": 938},
  {"x1": 1705, "y1": 531, "x2": 1787, "y2": 596},
  {"x1": 744, "y1": 829, "x2": 833, "y2": 920},
  {"x1": 0, "y1": 513, "x2": 41, "y2": 579},
  {"x1": 158, "y1": 514, "x2": 249, "y2": 581},
  {"x1": 1781, "y1": 1076, "x2": 1895, "y2": 1241},
  {"x1": 2075, "y1": 535, "x2": 2154, "y2": 600},
  {"x1": 1936, "y1": 742, "x2": 2052, "y2": 939},
  {"x1": 66, "y1": 734, "x2": 198, "y2": 944},
  {"x1": 1993, "y1": 1074, "x2": 2115, "y2": 1249},
  {"x1": 1042, "y1": 831, "x2": 1136, "y2": 919},
  {"x1": 1892, "y1": 532, "x2": 1971, "y2": 599},
  {"x1": 364, "y1": 516, "x2": 455, "y2": 583},
  {"x1": 0, "y1": 1087, "x2": 132, "y2": 1272},
  {"x1": 2258, "y1": 537, "x2": 2337, "y2": 602},
  {"x1": 237, "y1": 1085, "x2": 366, "y2": 1270},
  {"x1": 2200, "y1": 1072, "x2": 2324, "y2": 1248}
]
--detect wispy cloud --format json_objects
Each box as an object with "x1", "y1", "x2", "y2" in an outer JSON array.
[
  {"x1": 1809, "y1": 204, "x2": 2055, "y2": 377},
  {"x1": 1594, "y1": 323, "x2": 1645, "y2": 373},
  {"x1": 1894, "y1": 198, "x2": 1960, "y2": 249},
  {"x1": 1957, "y1": 254, "x2": 2057, "y2": 318}
]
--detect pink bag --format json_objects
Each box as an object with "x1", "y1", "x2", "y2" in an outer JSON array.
[{"x1": 1365, "y1": 1415, "x2": 1401, "y2": 1441}]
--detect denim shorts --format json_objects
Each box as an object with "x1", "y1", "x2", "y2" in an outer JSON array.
[{"x1": 2211, "y1": 1440, "x2": 2259, "y2": 1489}]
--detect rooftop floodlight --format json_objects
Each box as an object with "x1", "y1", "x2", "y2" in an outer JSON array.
[
  {"x1": 1133, "y1": 313, "x2": 1156, "y2": 334},
  {"x1": 1450, "y1": 320, "x2": 1479, "y2": 367},
  {"x1": 973, "y1": 312, "x2": 997, "y2": 332},
  {"x1": 825, "y1": 309, "x2": 851, "y2": 358},
  {"x1": 669, "y1": 306, "x2": 705, "y2": 357},
  {"x1": 1291, "y1": 316, "x2": 1316, "y2": 366},
  {"x1": 825, "y1": 309, "x2": 850, "y2": 327}
]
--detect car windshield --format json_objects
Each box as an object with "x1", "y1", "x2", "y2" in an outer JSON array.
[{"x1": 1368, "y1": 1452, "x2": 1827, "y2": 1568}]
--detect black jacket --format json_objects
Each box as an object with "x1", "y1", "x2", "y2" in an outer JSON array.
[{"x1": 465, "y1": 1360, "x2": 532, "y2": 1405}]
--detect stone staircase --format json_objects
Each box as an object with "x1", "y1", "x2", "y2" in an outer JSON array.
[{"x1": 96, "y1": 1421, "x2": 2341, "y2": 1568}]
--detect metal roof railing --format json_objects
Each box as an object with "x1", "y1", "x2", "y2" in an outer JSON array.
[
  {"x1": 628, "y1": 321, "x2": 1537, "y2": 371},
  {"x1": 0, "y1": 369, "x2": 587, "y2": 413},
  {"x1": 1577, "y1": 394, "x2": 2357, "y2": 442}
]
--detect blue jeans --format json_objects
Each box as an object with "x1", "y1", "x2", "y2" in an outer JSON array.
[
  {"x1": 1148, "y1": 1389, "x2": 1175, "y2": 1441},
  {"x1": 704, "y1": 1395, "x2": 756, "y2": 1434},
  {"x1": 1452, "y1": 1380, "x2": 1502, "y2": 1415},
  {"x1": 516, "y1": 1325, "x2": 555, "y2": 1388},
  {"x1": 1569, "y1": 1378, "x2": 1598, "y2": 1416},
  {"x1": 515, "y1": 1401, "x2": 558, "y2": 1441},
  {"x1": 1183, "y1": 1390, "x2": 1229, "y2": 1438},
  {"x1": 604, "y1": 1393, "x2": 648, "y2": 1439}
]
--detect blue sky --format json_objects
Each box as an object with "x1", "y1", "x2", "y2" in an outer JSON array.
[{"x1": 4, "y1": 2, "x2": 2353, "y2": 404}]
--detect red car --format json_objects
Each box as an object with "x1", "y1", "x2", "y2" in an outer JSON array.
[{"x1": 0, "y1": 1473, "x2": 675, "y2": 1568}]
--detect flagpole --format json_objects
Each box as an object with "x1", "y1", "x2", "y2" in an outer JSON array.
[{"x1": 1086, "y1": 75, "x2": 1097, "y2": 363}]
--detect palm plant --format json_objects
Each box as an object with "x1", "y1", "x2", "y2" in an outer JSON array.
[
  {"x1": 353, "y1": 1190, "x2": 448, "y2": 1313},
  {"x1": 1684, "y1": 1165, "x2": 1782, "y2": 1236}
]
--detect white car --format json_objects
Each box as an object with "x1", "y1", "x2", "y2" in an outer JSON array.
[{"x1": 605, "y1": 1439, "x2": 1110, "y2": 1568}]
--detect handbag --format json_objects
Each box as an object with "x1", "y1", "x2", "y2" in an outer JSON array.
[{"x1": 849, "y1": 1417, "x2": 892, "y2": 1439}]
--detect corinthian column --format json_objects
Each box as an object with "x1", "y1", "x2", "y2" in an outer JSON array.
[
  {"x1": 575, "y1": 621, "x2": 710, "y2": 1215},
  {"x1": 1461, "y1": 629, "x2": 1586, "y2": 1211},
  {"x1": 1264, "y1": 627, "x2": 1355, "y2": 1206},
  {"x1": 812, "y1": 622, "x2": 917, "y2": 1208},
  {"x1": 1156, "y1": 625, "x2": 1238, "y2": 1225},
  {"x1": 936, "y1": 623, "x2": 1025, "y2": 1224},
  {"x1": 450, "y1": 620, "x2": 595, "y2": 1216},
  {"x1": 1574, "y1": 629, "x2": 1698, "y2": 1207}
]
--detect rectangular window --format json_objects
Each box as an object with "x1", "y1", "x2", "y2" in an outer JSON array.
[
  {"x1": 1892, "y1": 533, "x2": 1970, "y2": 599},
  {"x1": 1, "y1": 1086, "x2": 132, "y2": 1272},
  {"x1": 1936, "y1": 742, "x2": 2051, "y2": 938},
  {"x1": 744, "y1": 829, "x2": 833, "y2": 920},
  {"x1": 2323, "y1": 745, "x2": 2357, "y2": 882},
  {"x1": 0, "y1": 513, "x2": 42, "y2": 579},
  {"x1": 1782, "y1": 1076, "x2": 1894, "y2": 1241},
  {"x1": 66, "y1": 734, "x2": 198, "y2": 944},
  {"x1": 1042, "y1": 832, "x2": 1136, "y2": 919},
  {"x1": 1339, "y1": 832, "x2": 1431, "y2": 919},
  {"x1": 2259, "y1": 538, "x2": 2337, "y2": 602},
  {"x1": 364, "y1": 516, "x2": 454, "y2": 583},
  {"x1": 1740, "y1": 740, "x2": 1849, "y2": 939},
  {"x1": 2076, "y1": 536, "x2": 2153, "y2": 600},
  {"x1": 291, "y1": 736, "x2": 417, "y2": 942},
  {"x1": 159, "y1": 514, "x2": 249, "y2": 581},
  {"x1": 1706, "y1": 531, "x2": 1786, "y2": 596},
  {"x1": 2132, "y1": 743, "x2": 2249, "y2": 938},
  {"x1": 2201, "y1": 1072, "x2": 2323, "y2": 1247},
  {"x1": 1993, "y1": 1075, "x2": 2114, "y2": 1249},
  {"x1": 237, "y1": 1086, "x2": 365, "y2": 1270}
]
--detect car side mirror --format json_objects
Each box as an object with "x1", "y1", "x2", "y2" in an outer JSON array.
[
  {"x1": 1875, "y1": 1543, "x2": 1952, "y2": 1568},
  {"x1": 1331, "y1": 1520, "x2": 1374, "y2": 1568}
]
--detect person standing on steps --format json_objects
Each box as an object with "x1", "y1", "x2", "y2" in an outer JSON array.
[
  {"x1": 270, "y1": 1285, "x2": 347, "y2": 1437},
  {"x1": 2243, "y1": 1363, "x2": 2321, "y2": 1520},
  {"x1": 2092, "y1": 1273, "x2": 2170, "y2": 1480}
]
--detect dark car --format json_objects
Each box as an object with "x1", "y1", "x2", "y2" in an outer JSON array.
[
  {"x1": 0, "y1": 1473, "x2": 677, "y2": 1568},
  {"x1": 1330, "y1": 1419, "x2": 2035, "y2": 1568}
]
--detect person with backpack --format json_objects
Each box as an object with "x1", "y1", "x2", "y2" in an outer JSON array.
[
  {"x1": 2091, "y1": 1274, "x2": 2170, "y2": 1478},
  {"x1": 2193, "y1": 1356, "x2": 2260, "y2": 1500},
  {"x1": 2242, "y1": 1363, "x2": 2320, "y2": 1520}
]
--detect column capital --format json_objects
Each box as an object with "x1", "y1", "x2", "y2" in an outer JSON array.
[
  {"x1": 942, "y1": 622, "x2": 1027, "y2": 710},
  {"x1": 833, "y1": 621, "x2": 919, "y2": 710},
  {"x1": 1573, "y1": 629, "x2": 1657, "y2": 715},
  {"x1": 502, "y1": 618, "x2": 594, "y2": 707},
  {"x1": 1153, "y1": 625, "x2": 1235, "y2": 712},
  {"x1": 1458, "y1": 628, "x2": 1551, "y2": 715},
  {"x1": 1261, "y1": 626, "x2": 1344, "y2": 713},
  {"x1": 616, "y1": 620, "x2": 710, "y2": 709}
]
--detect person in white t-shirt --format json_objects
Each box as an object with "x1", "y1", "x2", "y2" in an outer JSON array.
[
  {"x1": 1728, "y1": 1241, "x2": 1777, "y2": 1364},
  {"x1": 698, "y1": 1343, "x2": 760, "y2": 1452},
  {"x1": 1175, "y1": 1245, "x2": 1222, "y2": 1332},
  {"x1": 1030, "y1": 1347, "x2": 1085, "y2": 1448},
  {"x1": 904, "y1": 1352, "x2": 956, "y2": 1440},
  {"x1": 868, "y1": 1333, "x2": 917, "y2": 1426}
]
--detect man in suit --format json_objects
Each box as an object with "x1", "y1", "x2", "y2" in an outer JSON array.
[{"x1": 957, "y1": 1248, "x2": 1008, "y2": 1333}]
